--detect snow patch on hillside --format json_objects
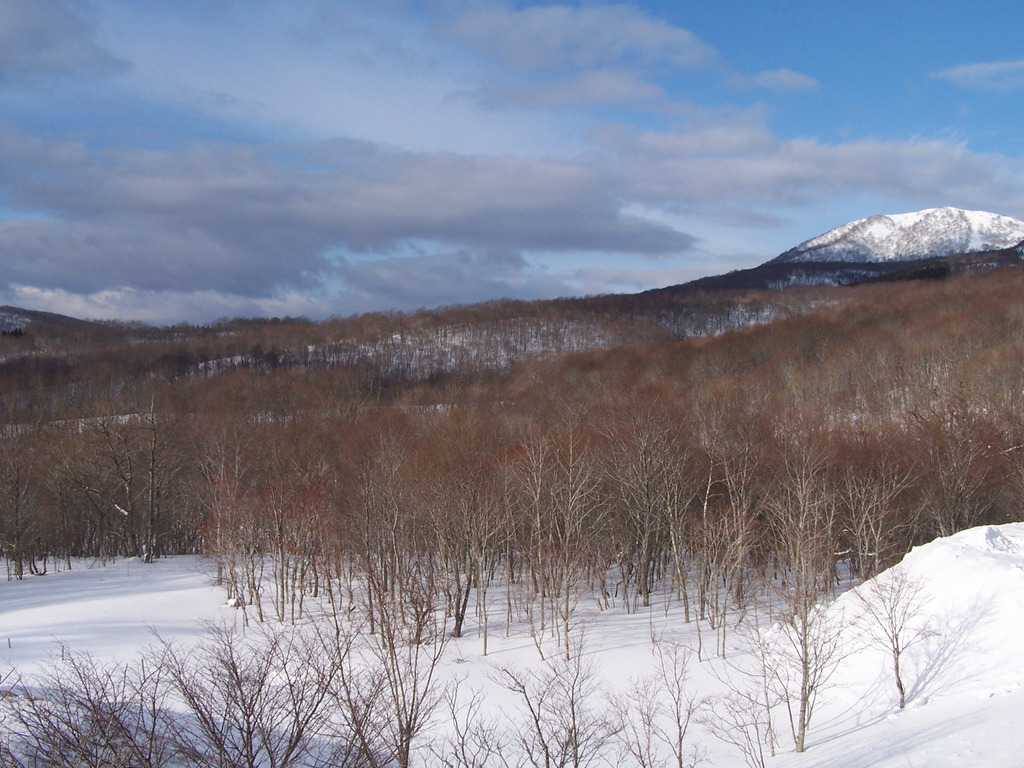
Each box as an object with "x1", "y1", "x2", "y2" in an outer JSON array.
[
  {"x1": 0, "y1": 309, "x2": 32, "y2": 333},
  {"x1": 0, "y1": 557, "x2": 227, "y2": 673}
]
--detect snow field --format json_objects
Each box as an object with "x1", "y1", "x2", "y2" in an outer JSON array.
[{"x1": 2, "y1": 525, "x2": 1024, "y2": 766}]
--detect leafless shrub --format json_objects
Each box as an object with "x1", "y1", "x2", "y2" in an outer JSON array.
[
  {"x1": 2, "y1": 646, "x2": 173, "y2": 768},
  {"x1": 155, "y1": 622, "x2": 342, "y2": 768},
  {"x1": 703, "y1": 625, "x2": 783, "y2": 768},
  {"x1": 326, "y1": 580, "x2": 451, "y2": 768},
  {"x1": 492, "y1": 643, "x2": 618, "y2": 768},
  {"x1": 702, "y1": 691, "x2": 771, "y2": 768},
  {"x1": 429, "y1": 684, "x2": 506, "y2": 768},
  {"x1": 612, "y1": 642, "x2": 704, "y2": 768}
]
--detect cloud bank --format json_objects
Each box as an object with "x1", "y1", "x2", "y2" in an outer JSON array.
[
  {"x1": 0, "y1": 1, "x2": 1022, "y2": 324},
  {"x1": 0, "y1": 0, "x2": 128, "y2": 82}
]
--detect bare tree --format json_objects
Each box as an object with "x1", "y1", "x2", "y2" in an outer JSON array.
[
  {"x1": 0, "y1": 423, "x2": 43, "y2": 580},
  {"x1": 838, "y1": 442, "x2": 916, "y2": 581},
  {"x1": 351, "y1": 423, "x2": 420, "y2": 638},
  {"x1": 324, "y1": 625, "x2": 391, "y2": 768},
  {"x1": 763, "y1": 427, "x2": 845, "y2": 753},
  {"x1": 416, "y1": 414, "x2": 506, "y2": 644},
  {"x1": 350, "y1": 566, "x2": 451, "y2": 768},
  {"x1": 599, "y1": 397, "x2": 683, "y2": 612},
  {"x1": 505, "y1": 420, "x2": 603, "y2": 660},
  {"x1": 854, "y1": 567, "x2": 933, "y2": 709},
  {"x1": 770, "y1": 598, "x2": 844, "y2": 754},
  {"x1": 913, "y1": 404, "x2": 996, "y2": 537},
  {"x1": 80, "y1": 408, "x2": 184, "y2": 564}
]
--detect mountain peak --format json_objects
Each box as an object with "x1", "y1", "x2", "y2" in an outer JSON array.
[{"x1": 775, "y1": 207, "x2": 1024, "y2": 264}]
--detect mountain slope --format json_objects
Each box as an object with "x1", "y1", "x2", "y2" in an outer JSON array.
[{"x1": 775, "y1": 206, "x2": 1024, "y2": 263}]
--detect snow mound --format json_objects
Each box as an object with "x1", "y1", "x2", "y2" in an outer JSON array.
[
  {"x1": 775, "y1": 207, "x2": 1024, "y2": 263},
  {"x1": 795, "y1": 523, "x2": 1024, "y2": 767},
  {"x1": 872, "y1": 523, "x2": 1024, "y2": 670},
  {"x1": 978, "y1": 524, "x2": 1017, "y2": 553},
  {"x1": 901, "y1": 523, "x2": 1024, "y2": 582}
]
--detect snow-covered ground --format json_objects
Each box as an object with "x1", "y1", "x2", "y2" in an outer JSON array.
[
  {"x1": 0, "y1": 556, "x2": 228, "y2": 674},
  {"x1": 2, "y1": 525, "x2": 1024, "y2": 766}
]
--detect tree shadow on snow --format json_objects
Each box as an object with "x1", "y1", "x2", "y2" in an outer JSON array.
[
  {"x1": 804, "y1": 596, "x2": 993, "y2": 754},
  {"x1": 904, "y1": 597, "x2": 993, "y2": 704}
]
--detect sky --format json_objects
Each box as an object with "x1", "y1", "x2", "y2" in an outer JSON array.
[{"x1": 3, "y1": 0, "x2": 1024, "y2": 324}]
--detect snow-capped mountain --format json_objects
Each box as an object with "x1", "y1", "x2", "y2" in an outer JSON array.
[{"x1": 775, "y1": 207, "x2": 1024, "y2": 263}]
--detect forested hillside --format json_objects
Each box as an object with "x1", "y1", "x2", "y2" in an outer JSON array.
[{"x1": 2, "y1": 267, "x2": 1021, "y2": 599}]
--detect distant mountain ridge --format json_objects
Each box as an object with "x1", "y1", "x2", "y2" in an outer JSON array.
[
  {"x1": 774, "y1": 206, "x2": 1024, "y2": 264},
  {"x1": 0, "y1": 305, "x2": 96, "y2": 333}
]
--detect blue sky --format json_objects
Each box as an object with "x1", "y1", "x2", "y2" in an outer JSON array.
[{"x1": 3, "y1": 0, "x2": 1024, "y2": 323}]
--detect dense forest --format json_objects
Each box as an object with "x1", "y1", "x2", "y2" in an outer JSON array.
[{"x1": 2, "y1": 268, "x2": 1021, "y2": 604}]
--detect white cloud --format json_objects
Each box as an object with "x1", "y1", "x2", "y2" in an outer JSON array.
[
  {"x1": 5, "y1": 105, "x2": 1024, "y2": 324},
  {"x1": 4, "y1": 249, "x2": 575, "y2": 324},
  {"x1": 730, "y1": 68, "x2": 820, "y2": 93},
  {"x1": 603, "y1": 120, "x2": 1024, "y2": 216},
  {"x1": 937, "y1": 59, "x2": 1024, "y2": 91},
  {"x1": 102, "y1": 1, "x2": 572, "y2": 156},
  {"x1": 0, "y1": 124, "x2": 693, "y2": 308},
  {"x1": 432, "y1": 2, "x2": 725, "y2": 116},
  {"x1": 466, "y1": 69, "x2": 667, "y2": 109},
  {"x1": 332, "y1": 249, "x2": 573, "y2": 313},
  {"x1": 565, "y1": 264, "x2": 710, "y2": 295},
  {"x1": 441, "y1": 2, "x2": 718, "y2": 72},
  {"x1": 6, "y1": 285, "x2": 334, "y2": 325}
]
